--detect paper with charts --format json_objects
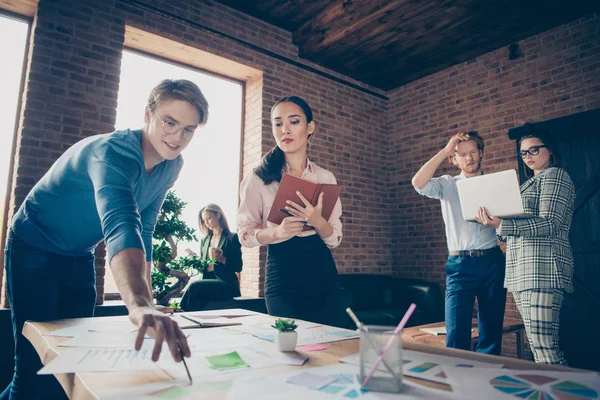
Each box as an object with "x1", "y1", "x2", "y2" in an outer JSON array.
[
  {"x1": 44, "y1": 318, "x2": 138, "y2": 337},
  {"x1": 443, "y1": 367, "x2": 600, "y2": 400},
  {"x1": 99, "y1": 363, "x2": 456, "y2": 399},
  {"x1": 340, "y1": 349, "x2": 503, "y2": 384},
  {"x1": 227, "y1": 363, "x2": 456, "y2": 399},
  {"x1": 38, "y1": 347, "x2": 164, "y2": 374}
]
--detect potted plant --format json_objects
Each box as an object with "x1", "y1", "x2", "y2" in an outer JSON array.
[{"x1": 272, "y1": 318, "x2": 298, "y2": 351}]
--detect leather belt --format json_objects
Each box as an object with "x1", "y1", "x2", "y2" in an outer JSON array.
[{"x1": 448, "y1": 246, "x2": 500, "y2": 257}]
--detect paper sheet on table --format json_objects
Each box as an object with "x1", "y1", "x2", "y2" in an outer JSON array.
[
  {"x1": 235, "y1": 341, "x2": 307, "y2": 368},
  {"x1": 185, "y1": 308, "x2": 259, "y2": 318},
  {"x1": 286, "y1": 371, "x2": 337, "y2": 389},
  {"x1": 297, "y1": 344, "x2": 328, "y2": 352},
  {"x1": 57, "y1": 332, "x2": 151, "y2": 348},
  {"x1": 340, "y1": 349, "x2": 503, "y2": 384},
  {"x1": 227, "y1": 363, "x2": 456, "y2": 400},
  {"x1": 38, "y1": 347, "x2": 163, "y2": 374},
  {"x1": 443, "y1": 366, "x2": 600, "y2": 400},
  {"x1": 44, "y1": 319, "x2": 137, "y2": 337},
  {"x1": 259, "y1": 326, "x2": 359, "y2": 346},
  {"x1": 185, "y1": 327, "x2": 263, "y2": 352},
  {"x1": 206, "y1": 351, "x2": 249, "y2": 371},
  {"x1": 95, "y1": 369, "x2": 265, "y2": 399},
  {"x1": 224, "y1": 314, "x2": 322, "y2": 337}
]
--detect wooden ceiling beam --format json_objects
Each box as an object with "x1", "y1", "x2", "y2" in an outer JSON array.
[
  {"x1": 303, "y1": 0, "x2": 469, "y2": 63},
  {"x1": 0, "y1": 0, "x2": 38, "y2": 17},
  {"x1": 294, "y1": 0, "x2": 437, "y2": 58},
  {"x1": 217, "y1": 0, "x2": 337, "y2": 31},
  {"x1": 260, "y1": 0, "x2": 337, "y2": 28}
]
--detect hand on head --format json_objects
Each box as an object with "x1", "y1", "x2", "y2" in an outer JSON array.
[{"x1": 444, "y1": 134, "x2": 462, "y2": 157}]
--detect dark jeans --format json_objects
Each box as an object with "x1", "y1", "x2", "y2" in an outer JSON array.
[
  {"x1": 445, "y1": 248, "x2": 507, "y2": 355},
  {"x1": 1, "y1": 231, "x2": 96, "y2": 400}
]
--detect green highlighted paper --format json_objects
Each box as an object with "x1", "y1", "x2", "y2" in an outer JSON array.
[{"x1": 206, "y1": 351, "x2": 249, "y2": 371}]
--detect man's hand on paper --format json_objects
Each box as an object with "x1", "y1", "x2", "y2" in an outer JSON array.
[{"x1": 129, "y1": 306, "x2": 191, "y2": 362}]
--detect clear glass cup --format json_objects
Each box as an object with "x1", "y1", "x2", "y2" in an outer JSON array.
[{"x1": 359, "y1": 326, "x2": 403, "y2": 392}]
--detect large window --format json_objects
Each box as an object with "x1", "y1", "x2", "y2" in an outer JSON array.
[
  {"x1": 105, "y1": 50, "x2": 243, "y2": 293},
  {"x1": 0, "y1": 15, "x2": 29, "y2": 223}
]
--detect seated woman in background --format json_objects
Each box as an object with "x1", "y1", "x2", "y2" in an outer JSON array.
[{"x1": 180, "y1": 204, "x2": 242, "y2": 311}]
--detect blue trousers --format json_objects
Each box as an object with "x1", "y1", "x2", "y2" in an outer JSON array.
[
  {"x1": 1, "y1": 231, "x2": 96, "y2": 400},
  {"x1": 445, "y1": 249, "x2": 506, "y2": 355}
]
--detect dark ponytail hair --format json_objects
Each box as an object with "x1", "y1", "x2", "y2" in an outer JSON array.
[{"x1": 254, "y1": 96, "x2": 314, "y2": 184}]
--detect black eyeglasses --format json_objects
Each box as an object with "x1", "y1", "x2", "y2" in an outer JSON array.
[{"x1": 519, "y1": 145, "x2": 547, "y2": 158}]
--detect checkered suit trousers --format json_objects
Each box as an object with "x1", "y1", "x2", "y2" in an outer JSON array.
[{"x1": 513, "y1": 288, "x2": 567, "y2": 365}]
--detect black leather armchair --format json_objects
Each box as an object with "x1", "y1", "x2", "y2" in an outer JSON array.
[{"x1": 339, "y1": 274, "x2": 444, "y2": 329}]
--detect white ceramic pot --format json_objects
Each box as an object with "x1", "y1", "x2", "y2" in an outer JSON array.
[{"x1": 275, "y1": 331, "x2": 298, "y2": 351}]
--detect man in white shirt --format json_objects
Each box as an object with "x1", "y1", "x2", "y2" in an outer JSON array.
[{"x1": 412, "y1": 131, "x2": 506, "y2": 355}]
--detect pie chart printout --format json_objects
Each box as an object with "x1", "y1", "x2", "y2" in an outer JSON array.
[{"x1": 490, "y1": 374, "x2": 598, "y2": 400}]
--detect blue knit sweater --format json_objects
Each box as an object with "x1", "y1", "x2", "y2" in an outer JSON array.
[{"x1": 12, "y1": 129, "x2": 182, "y2": 262}]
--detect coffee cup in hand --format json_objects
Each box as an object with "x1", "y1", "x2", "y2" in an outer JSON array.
[{"x1": 209, "y1": 247, "x2": 223, "y2": 260}]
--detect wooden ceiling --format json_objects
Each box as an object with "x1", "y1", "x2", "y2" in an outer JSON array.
[{"x1": 216, "y1": 0, "x2": 597, "y2": 90}]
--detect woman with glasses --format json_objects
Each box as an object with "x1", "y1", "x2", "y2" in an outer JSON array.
[
  {"x1": 476, "y1": 129, "x2": 575, "y2": 365},
  {"x1": 180, "y1": 204, "x2": 243, "y2": 311},
  {"x1": 2, "y1": 79, "x2": 208, "y2": 400},
  {"x1": 237, "y1": 96, "x2": 344, "y2": 327}
]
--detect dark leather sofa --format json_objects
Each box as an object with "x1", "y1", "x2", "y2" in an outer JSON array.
[
  {"x1": 201, "y1": 274, "x2": 444, "y2": 330},
  {"x1": 339, "y1": 274, "x2": 444, "y2": 329}
]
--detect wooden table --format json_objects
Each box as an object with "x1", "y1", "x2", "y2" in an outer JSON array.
[
  {"x1": 402, "y1": 319, "x2": 526, "y2": 358},
  {"x1": 23, "y1": 315, "x2": 576, "y2": 399}
]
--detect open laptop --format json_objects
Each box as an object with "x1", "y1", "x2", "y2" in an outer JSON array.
[{"x1": 456, "y1": 169, "x2": 532, "y2": 221}]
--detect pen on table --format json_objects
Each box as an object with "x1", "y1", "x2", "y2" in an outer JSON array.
[
  {"x1": 179, "y1": 345, "x2": 193, "y2": 385},
  {"x1": 180, "y1": 314, "x2": 203, "y2": 328},
  {"x1": 279, "y1": 208, "x2": 308, "y2": 224}
]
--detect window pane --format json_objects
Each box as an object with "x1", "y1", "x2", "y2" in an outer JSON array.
[
  {"x1": 0, "y1": 16, "x2": 29, "y2": 219},
  {"x1": 105, "y1": 50, "x2": 243, "y2": 294}
]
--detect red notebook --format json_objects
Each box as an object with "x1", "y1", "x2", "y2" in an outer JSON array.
[{"x1": 267, "y1": 173, "x2": 343, "y2": 227}]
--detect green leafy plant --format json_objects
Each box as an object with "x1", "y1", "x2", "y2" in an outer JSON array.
[
  {"x1": 151, "y1": 191, "x2": 216, "y2": 305},
  {"x1": 169, "y1": 300, "x2": 181, "y2": 310},
  {"x1": 271, "y1": 318, "x2": 298, "y2": 332}
]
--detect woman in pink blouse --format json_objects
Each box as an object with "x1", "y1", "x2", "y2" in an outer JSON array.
[{"x1": 237, "y1": 96, "x2": 344, "y2": 327}]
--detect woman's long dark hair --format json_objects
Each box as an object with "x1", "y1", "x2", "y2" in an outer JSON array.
[
  {"x1": 254, "y1": 96, "x2": 314, "y2": 185},
  {"x1": 519, "y1": 125, "x2": 563, "y2": 178}
]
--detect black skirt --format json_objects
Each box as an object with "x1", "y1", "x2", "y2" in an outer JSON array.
[{"x1": 266, "y1": 234, "x2": 343, "y2": 327}]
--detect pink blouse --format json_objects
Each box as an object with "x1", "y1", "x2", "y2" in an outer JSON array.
[{"x1": 237, "y1": 159, "x2": 343, "y2": 249}]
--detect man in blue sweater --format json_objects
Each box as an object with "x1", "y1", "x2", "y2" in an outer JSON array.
[{"x1": 2, "y1": 79, "x2": 209, "y2": 400}]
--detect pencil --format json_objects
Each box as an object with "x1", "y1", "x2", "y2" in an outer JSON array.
[{"x1": 179, "y1": 346, "x2": 192, "y2": 385}]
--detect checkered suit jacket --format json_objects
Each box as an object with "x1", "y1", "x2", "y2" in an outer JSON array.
[{"x1": 498, "y1": 167, "x2": 576, "y2": 293}]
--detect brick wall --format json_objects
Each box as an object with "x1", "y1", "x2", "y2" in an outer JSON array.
[
  {"x1": 3, "y1": 0, "x2": 392, "y2": 302},
  {"x1": 388, "y1": 14, "x2": 600, "y2": 357}
]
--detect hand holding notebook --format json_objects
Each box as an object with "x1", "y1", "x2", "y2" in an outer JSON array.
[{"x1": 267, "y1": 173, "x2": 342, "y2": 228}]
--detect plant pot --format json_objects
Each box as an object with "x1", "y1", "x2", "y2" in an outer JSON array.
[{"x1": 275, "y1": 331, "x2": 298, "y2": 351}]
